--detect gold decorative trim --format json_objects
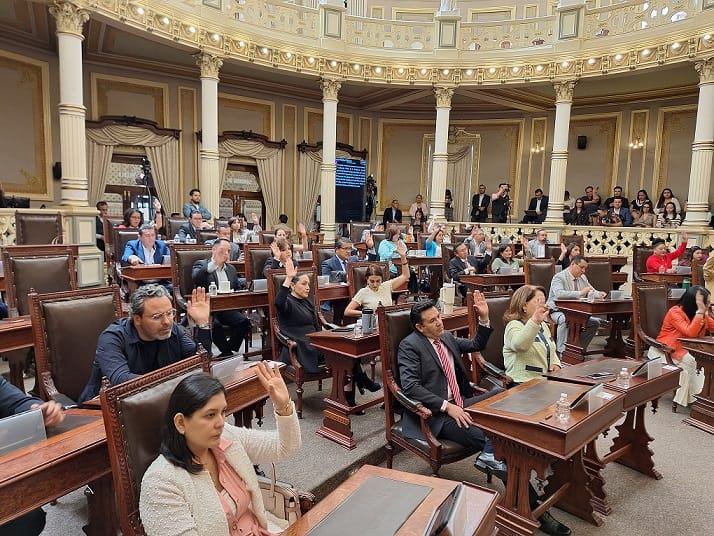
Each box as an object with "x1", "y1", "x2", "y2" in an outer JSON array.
[
  {"x1": 91, "y1": 73, "x2": 169, "y2": 126},
  {"x1": 218, "y1": 92, "x2": 274, "y2": 139}
]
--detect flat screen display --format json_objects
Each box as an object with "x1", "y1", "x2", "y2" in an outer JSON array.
[{"x1": 335, "y1": 158, "x2": 366, "y2": 222}]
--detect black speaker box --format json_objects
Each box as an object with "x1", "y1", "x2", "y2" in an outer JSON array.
[
  {"x1": 577, "y1": 136, "x2": 587, "y2": 150},
  {"x1": 52, "y1": 161, "x2": 62, "y2": 180}
]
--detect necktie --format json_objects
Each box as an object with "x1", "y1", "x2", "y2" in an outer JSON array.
[
  {"x1": 573, "y1": 277, "x2": 580, "y2": 291},
  {"x1": 433, "y1": 339, "x2": 463, "y2": 407}
]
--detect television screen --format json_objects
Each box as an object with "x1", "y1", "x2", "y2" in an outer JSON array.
[{"x1": 335, "y1": 158, "x2": 366, "y2": 222}]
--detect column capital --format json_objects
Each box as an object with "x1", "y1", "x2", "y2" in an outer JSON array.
[
  {"x1": 195, "y1": 53, "x2": 223, "y2": 80},
  {"x1": 49, "y1": 1, "x2": 89, "y2": 38},
  {"x1": 434, "y1": 86, "x2": 455, "y2": 108},
  {"x1": 553, "y1": 80, "x2": 577, "y2": 103},
  {"x1": 320, "y1": 78, "x2": 341, "y2": 101},
  {"x1": 695, "y1": 57, "x2": 714, "y2": 85}
]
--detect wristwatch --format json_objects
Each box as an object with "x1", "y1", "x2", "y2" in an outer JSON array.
[{"x1": 196, "y1": 322, "x2": 211, "y2": 330}]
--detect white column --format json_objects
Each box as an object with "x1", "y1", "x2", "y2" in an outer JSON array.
[
  {"x1": 430, "y1": 87, "x2": 454, "y2": 221},
  {"x1": 683, "y1": 58, "x2": 714, "y2": 227},
  {"x1": 196, "y1": 53, "x2": 223, "y2": 219},
  {"x1": 544, "y1": 80, "x2": 577, "y2": 224},
  {"x1": 50, "y1": 1, "x2": 89, "y2": 206},
  {"x1": 320, "y1": 78, "x2": 341, "y2": 243}
]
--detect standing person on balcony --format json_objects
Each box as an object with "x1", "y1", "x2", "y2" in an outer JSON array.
[
  {"x1": 471, "y1": 184, "x2": 490, "y2": 223},
  {"x1": 490, "y1": 183, "x2": 511, "y2": 223}
]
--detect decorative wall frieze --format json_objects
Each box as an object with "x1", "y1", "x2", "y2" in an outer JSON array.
[{"x1": 554, "y1": 80, "x2": 577, "y2": 103}]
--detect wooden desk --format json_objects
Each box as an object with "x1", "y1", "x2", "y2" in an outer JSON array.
[
  {"x1": 680, "y1": 337, "x2": 714, "y2": 434},
  {"x1": 209, "y1": 284, "x2": 349, "y2": 313},
  {"x1": 466, "y1": 379, "x2": 624, "y2": 535},
  {"x1": 283, "y1": 465, "x2": 499, "y2": 536},
  {"x1": 0, "y1": 409, "x2": 118, "y2": 535},
  {"x1": 545, "y1": 358, "x2": 681, "y2": 514},
  {"x1": 307, "y1": 330, "x2": 383, "y2": 449},
  {"x1": 554, "y1": 298, "x2": 633, "y2": 363},
  {"x1": 0, "y1": 316, "x2": 33, "y2": 390},
  {"x1": 640, "y1": 272, "x2": 687, "y2": 285},
  {"x1": 120, "y1": 264, "x2": 173, "y2": 293},
  {"x1": 462, "y1": 273, "x2": 524, "y2": 293}
]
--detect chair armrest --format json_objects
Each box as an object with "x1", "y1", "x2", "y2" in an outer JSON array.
[
  {"x1": 40, "y1": 371, "x2": 78, "y2": 409},
  {"x1": 394, "y1": 390, "x2": 425, "y2": 414},
  {"x1": 641, "y1": 335, "x2": 675, "y2": 357}
]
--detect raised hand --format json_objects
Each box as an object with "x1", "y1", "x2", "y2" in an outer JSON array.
[
  {"x1": 255, "y1": 361, "x2": 291, "y2": 413},
  {"x1": 472, "y1": 290, "x2": 489, "y2": 321},
  {"x1": 270, "y1": 240, "x2": 280, "y2": 258},
  {"x1": 560, "y1": 243, "x2": 567, "y2": 254},
  {"x1": 532, "y1": 303, "x2": 549, "y2": 324},
  {"x1": 187, "y1": 286, "x2": 210, "y2": 325},
  {"x1": 298, "y1": 222, "x2": 307, "y2": 235},
  {"x1": 681, "y1": 231, "x2": 688, "y2": 244},
  {"x1": 284, "y1": 257, "x2": 296, "y2": 279},
  {"x1": 396, "y1": 240, "x2": 407, "y2": 257}
]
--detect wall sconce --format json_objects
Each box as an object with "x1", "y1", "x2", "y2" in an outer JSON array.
[
  {"x1": 531, "y1": 142, "x2": 545, "y2": 153},
  {"x1": 628, "y1": 137, "x2": 645, "y2": 149}
]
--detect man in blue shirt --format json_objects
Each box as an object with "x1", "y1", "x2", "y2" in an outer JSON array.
[
  {"x1": 182, "y1": 188, "x2": 212, "y2": 220},
  {"x1": 121, "y1": 224, "x2": 172, "y2": 292}
]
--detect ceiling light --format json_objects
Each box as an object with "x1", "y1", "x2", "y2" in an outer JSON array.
[
  {"x1": 211, "y1": 33, "x2": 220, "y2": 42},
  {"x1": 535, "y1": 65, "x2": 544, "y2": 72},
  {"x1": 330, "y1": 60, "x2": 337, "y2": 67},
  {"x1": 261, "y1": 47, "x2": 269, "y2": 55},
  {"x1": 512, "y1": 66, "x2": 520, "y2": 73},
  {"x1": 397, "y1": 67, "x2": 405, "y2": 74},
  {"x1": 442, "y1": 69, "x2": 449, "y2": 75},
  {"x1": 307, "y1": 56, "x2": 315, "y2": 64},
  {"x1": 136, "y1": 7, "x2": 144, "y2": 15},
  {"x1": 614, "y1": 53, "x2": 623, "y2": 61},
  {"x1": 353, "y1": 64, "x2": 360, "y2": 71},
  {"x1": 238, "y1": 40, "x2": 245, "y2": 47},
  {"x1": 641, "y1": 48, "x2": 651, "y2": 56},
  {"x1": 588, "y1": 58, "x2": 596, "y2": 65},
  {"x1": 285, "y1": 52, "x2": 292, "y2": 59},
  {"x1": 488, "y1": 67, "x2": 496, "y2": 74},
  {"x1": 705, "y1": 34, "x2": 712, "y2": 41},
  {"x1": 561, "y1": 61, "x2": 569, "y2": 68},
  {"x1": 420, "y1": 68, "x2": 427, "y2": 75},
  {"x1": 188, "y1": 26, "x2": 196, "y2": 34},
  {"x1": 465, "y1": 69, "x2": 473, "y2": 76},
  {"x1": 374, "y1": 67, "x2": 382, "y2": 74},
  {"x1": 671, "y1": 42, "x2": 681, "y2": 50},
  {"x1": 160, "y1": 16, "x2": 169, "y2": 25}
]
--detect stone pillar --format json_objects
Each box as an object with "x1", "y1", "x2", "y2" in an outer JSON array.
[
  {"x1": 320, "y1": 78, "x2": 341, "y2": 243},
  {"x1": 544, "y1": 80, "x2": 577, "y2": 224},
  {"x1": 50, "y1": 1, "x2": 89, "y2": 206},
  {"x1": 683, "y1": 57, "x2": 714, "y2": 227},
  {"x1": 196, "y1": 53, "x2": 223, "y2": 220},
  {"x1": 429, "y1": 87, "x2": 454, "y2": 221}
]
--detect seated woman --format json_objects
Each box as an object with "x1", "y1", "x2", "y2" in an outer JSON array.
[
  {"x1": 657, "y1": 201, "x2": 681, "y2": 228},
  {"x1": 379, "y1": 225, "x2": 417, "y2": 293},
  {"x1": 262, "y1": 237, "x2": 299, "y2": 278},
  {"x1": 117, "y1": 208, "x2": 144, "y2": 229},
  {"x1": 344, "y1": 247, "x2": 410, "y2": 319},
  {"x1": 140, "y1": 366, "x2": 300, "y2": 536},
  {"x1": 648, "y1": 286, "x2": 713, "y2": 408},
  {"x1": 274, "y1": 223, "x2": 308, "y2": 255},
  {"x1": 632, "y1": 201, "x2": 656, "y2": 227},
  {"x1": 490, "y1": 243, "x2": 523, "y2": 274},
  {"x1": 567, "y1": 198, "x2": 590, "y2": 226},
  {"x1": 555, "y1": 242, "x2": 580, "y2": 272},
  {"x1": 630, "y1": 189, "x2": 651, "y2": 214},
  {"x1": 503, "y1": 285, "x2": 562, "y2": 384},
  {"x1": 425, "y1": 226, "x2": 445, "y2": 257},
  {"x1": 275, "y1": 260, "x2": 379, "y2": 408},
  {"x1": 678, "y1": 246, "x2": 704, "y2": 267},
  {"x1": 654, "y1": 187, "x2": 681, "y2": 215},
  {"x1": 646, "y1": 234, "x2": 688, "y2": 273}
]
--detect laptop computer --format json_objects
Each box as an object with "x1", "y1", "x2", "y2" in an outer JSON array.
[
  {"x1": 674, "y1": 265, "x2": 692, "y2": 274},
  {"x1": 0, "y1": 408, "x2": 46, "y2": 456}
]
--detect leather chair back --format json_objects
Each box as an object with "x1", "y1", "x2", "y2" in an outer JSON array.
[
  {"x1": 30, "y1": 286, "x2": 122, "y2": 402},
  {"x1": 100, "y1": 354, "x2": 207, "y2": 536},
  {"x1": 166, "y1": 217, "x2": 188, "y2": 239},
  {"x1": 349, "y1": 222, "x2": 371, "y2": 243},
  {"x1": 561, "y1": 234, "x2": 585, "y2": 253},
  {"x1": 452, "y1": 232, "x2": 470, "y2": 245},
  {"x1": 632, "y1": 282, "x2": 669, "y2": 359},
  {"x1": 377, "y1": 304, "x2": 414, "y2": 409},
  {"x1": 441, "y1": 244, "x2": 456, "y2": 283},
  {"x1": 259, "y1": 231, "x2": 277, "y2": 244},
  {"x1": 691, "y1": 259, "x2": 704, "y2": 287},
  {"x1": 169, "y1": 244, "x2": 212, "y2": 309},
  {"x1": 196, "y1": 229, "x2": 217, "y2": 244},
  {"x1": 312, "y1": 245, "x2": 336, "y2": 272},
  {"x1": 103, "y1": 216, "x2": 124, "y2": 251},
  {"x1": 584, "y1": 258, "x2": 613, "y2": 292},
  {"x1": 633, "y1": 245, "x2": 654, "y2": 279},
  {"x1": 469, "y1": 292, "x2": 511, "y2": 373},
  {"x1": 524, "y1": 258, "x2": 555, "y2": 296},
  {"x1": 243, "y1": 243, "x2": 273, "y2": 282},
  {"x1": 371, "y1": 232, "x2": 386, "y2": 253},
  {"x1": 545, "y1": 244, "x2": 562, "y2": 261},
  {"x1": 2, "y1": 249, "x2": 76, "y2": 316},
  {"x1": 348, "y1": 261, "x2": 390, "y2": 297},
  {"x1": 113, "y1": 229, "x2": 141, "y2": 265},
  {"x1": 15, "y1": 211, "x2": 63, "y2": 245}
]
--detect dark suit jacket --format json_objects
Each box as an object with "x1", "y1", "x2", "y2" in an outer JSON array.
[
  {"x1": 448, "y1": 254, "x2": 491, "y2": 282},
  {"x1": 382, "y1": 208, "x2": 403, "y2": 225},
  {"x1": 398, "y1": 326, "x2": 493, "y2": 439},
  {"x1": 121, "y1": 239, "x2": 170, "y2": 265},
  {"x1": 191, "y1": 259, "x2": 242, "y2": 291},
  {"x1": 321, "y1": 254, "x2": 359, "y2": 276},
  {"x1": 470, "y1": 194, "x2": 490, "y2": 221},
  {"x1": 527, "y1": 195, "x2": 549, "y2": 213},
  {"x1": 178, "y1": 223, "x2": 199, "y2": 240},
  {"x1": 205, "y1": 239, "x2": 241, "y2": 261}
]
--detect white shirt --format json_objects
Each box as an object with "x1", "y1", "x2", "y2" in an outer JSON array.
[{"x1": 141, "y1": 244, "x2": 156, "y2": 265}]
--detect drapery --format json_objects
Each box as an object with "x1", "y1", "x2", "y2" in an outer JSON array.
[
  {"x1": 86, "y1": 125, "x2": 180, "y2": 214},
  {"x1": 445, "y1": 145, "x2": 473, "y2": 221},
  {"x1": 218, "y1": 140, "x2": 284, "y2": 229},
  {"x1": 296, "y1": 148, "x2": 354, "y2": 228}
]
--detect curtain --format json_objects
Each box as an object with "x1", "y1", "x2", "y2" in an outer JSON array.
[
  {"x1": 218, "y1": 139, "x2": 284, "y2": 229},
  {"x1": 86, "y1": 125, "x2": 180, "y2": 213},
  {"x1": 445, "y1": 145, "x2": 473, "y2": 221},
  {"x1": 297, "y1": 148, "x2": 353, "y2": 228}
]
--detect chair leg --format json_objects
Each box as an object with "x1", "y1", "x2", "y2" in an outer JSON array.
[
  {"x1": 385, "y1": 443, "x2": 394, "y2": 469},
  {"x1": 317, "y1": 380, "x2": 323, "y2": 391},
  {"x1": 430, "y1": 461, "x2": 441, "y2": 477},
  {"x1": 296, "y1": 382, "x2": 304, "y2": 419},
  {"x1": 370, "y1": 358, "x2": 376, "y2": 381},
  {"x1": 672, "y1": 390, "x2": 677, "y2": 413}
]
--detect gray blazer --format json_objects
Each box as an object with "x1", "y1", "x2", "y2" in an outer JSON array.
[
  {"x1": 397, "y1": 325, "x2": 492, "y2": 440},
  {"x1": 524, "y1": 239, "x2": 550, "y2": 259},
  {"x1": 546, "y1": 268, "x2": 596, "y2": 310}
]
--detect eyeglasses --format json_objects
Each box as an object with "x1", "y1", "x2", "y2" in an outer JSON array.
[
  {"x1": 147, "y1": 308, "x2": 176, "y2": 321},
  {"x1": 338, "y1": 246, "x2": 352, "y2": 250}
]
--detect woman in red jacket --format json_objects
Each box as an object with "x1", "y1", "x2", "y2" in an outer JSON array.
[
  {"x1": 649, "y1": 286, "x2": 714, "y2": 407},
  {"x1": 645, "y1": 233, "x2": 688, "y2": 273}
]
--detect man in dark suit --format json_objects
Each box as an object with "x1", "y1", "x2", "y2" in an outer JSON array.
[
  {"x1": 522, "y1": 188, "x2": 549, "y2": 223},
  {"x1": 178, "y1": 210, "x2": 204, "y2": 241},
  {"x1": 95, "y1": 200, "x2": 108, "y2": 251},
  {"x1": 192, "y1": 239, "x2": 251, "y2": 357},
  {"x1": 398, "y1": 297, "x2": 573, "y2": 536},
  {"x1": 448, "y1": 241, "x2": 492, "y2": 297},
  {"x1": 490, "y1": 183, "x2": 511, "y2": 223},
  {"x1": 321, "y1": 238, "x2": 359, "y2": 277},
  {"x1": 382, "y1": 199, "x2": 403, "y2": 226},
  {"x1": 205, "y1": 223, "x2": 241, "y2": 260},
  {"x1": 470, "y1": 184, "x2": 490, "y2": 222},
  {"x1": 121, "y1": 223, "x2": 172, "y2": 292}
]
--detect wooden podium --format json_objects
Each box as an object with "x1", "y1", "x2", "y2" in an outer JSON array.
[{"x1": 680, "y1": 336, "x2": 714, "y2": 434}]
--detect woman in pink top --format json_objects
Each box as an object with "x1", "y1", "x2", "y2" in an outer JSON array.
[
  {"x1": 645, "y1": 234, "x2": 688, "y2": 273},
  {"x1": 140, "y1": 364, "x2": 301, "y2": 536}
]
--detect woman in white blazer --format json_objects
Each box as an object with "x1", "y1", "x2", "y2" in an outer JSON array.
[{"x1": 140, "y1": 364, "x2": 301, "y2": 536}]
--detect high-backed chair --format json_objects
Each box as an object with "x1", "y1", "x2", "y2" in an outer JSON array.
[
  {"x1": 2, "y1": 246, "x2": 77, "y2": 317},
  {"x1": 244, "y1": 243, "x2": 274, "y2": 282},
  {"x1": 113, "y1": 229, "x2": 141, "y2": 285},
  {"x1": 371, "y1": 232, "x2": 386, "y2": 254},
  {"x1": 29, "y1": 286, "x2": 123, "y2": 405},
  {"x1": 584, "y1": 258, "x2": 613, "y2": 292},
  {"x1": 14, "y1": 211, "x2": 63, "y2": 245},
  {"x1": 166, "y1": 217, "x2": 188, "y2": 239},
  {"x1": 524, "y1": 258, "x2": 556, "y2": 296},
  {"x1": 632, "y1": 245, "x2": 654, "y2": 282},
  {"x1": 348, "y1": 261, "x2": 391, "y2": 297},
  {"x1": 466, "y1": 291, "x2": 513, "y2": 389},
  {"x1": 266, "y1": 268, "x2": 331, "y2": 418},
  {"x1": 561, "y1": 234, "x2": 585, "y2": 254},
  {"x1": 545, "y1": 244, "x2": 562, "y2": 261},
  {"x1": 691, "y1": 259, "x2": 704, "y2": 287},
  {"x1": 312, "y1": 244, "x2": 336, "y2": 274},
  {"x1": 440, "y1": 244, "x2": 457, "y2": 284},
  {"x1": 196, "y1": 229, "x2": 218, "y2": 244},
  {"x1": 349, "y1": 221, "x2": 371, "y2": 243},
  {"x1": 100, "y1": 353, "x2": 208, "y2": 536},
  {"x1": 259, "y1": 231, "x2": 278, "y2": 244},
  {"x1": 632, "y1": 282, "x2": 677, "y2": 411},
  {"x1": 169, "y1": 243, "x2": 212, "y2": 312},
  {"x1": 377, "y1": 304, "x2": 479, "y2": 476}
]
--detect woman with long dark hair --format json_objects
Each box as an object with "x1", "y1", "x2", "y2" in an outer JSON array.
[
  {"x1": 649, "y1": 286, "x2": 713, "y2": 407},
  {"x1": 658, "y1": 201, "x2": 681, "y2": 228},
  {"x1": 654, "y1": 188, "x2": 681, "y2": 215},
  {"x1": 117, "y1": 208, "x2": 144, "y2": 229},
  {"x1": 632, "y1": 201, "x2": 656, "y2": 227},
  {"x1": 555, "y1": 242, "x2": 581, "y2": 271},
  {"x1": 567, "y1": 198, "x2": 590, "y2": 225},
  {"x1": 140, "y1": 367, "x2": 300, "y2": 535},
  {"x1": 630, "y1": 189, "x2": 650, "y2": 214}
]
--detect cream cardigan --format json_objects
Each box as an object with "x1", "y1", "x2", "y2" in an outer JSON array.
[{"x1": 140, "y1": 404, "x2": 301, "y2": 536}]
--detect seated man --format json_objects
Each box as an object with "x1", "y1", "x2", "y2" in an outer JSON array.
[
  {"x1": 178, "y1": 210, "x2": 208, "y2": 241},
  {"x1": 463, "y1": 226, "x2": 487, "y2": 257},
  {"x1": 182, "y1": 188, "x2": 212, "y2": 220},
  {"x1": 78, "y1": 284, "x2": 211, "y2": 403},
  {"x1": 273, "y1": 213, "x2": 293, "y2": 236},
  {"x1": 448, "y1": 241, "x2": 492, "y2": 297},
  {"x1": 522, "y1": 188, "x2": 549, "y2": 224},
  {"x1": 522, "y1": 228, "x2": 550, "y2": 258},
  {"x1": 603, "y1": 198, "x2": 633, "y2": 227},
  {"x1": 192, "y1": 239, "x2": 251, "y2": 357},
  {"x1": 398, "y1": 297, "x2": 572, "y2": 536},
  {"x1": 121, "y1": 223, "x2": 172, "y2": 292},
  {"x1": 546, "y1": 255, "x2": 606, "y2": 357},
  {"x1": 205, "y1": 223, "x2": 241, "y2": 261},
  {"x1": 321, "y1": 238, "x2": 359, "y2": 278},
  {"x1": 0, "y1": 376, "x2": 64, "y2": 535}
]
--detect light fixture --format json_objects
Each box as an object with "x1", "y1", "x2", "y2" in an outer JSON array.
[
  {"x1": 641, "y1": 48, "x2": 651, "y2": 56},
  {"x1": 705, "y1": 34, "x2": 712, "y2": 41},
  {"x1": 614, "y1": 53, "x2": 623, "y2": 61},
  {"x1": 488, "y1": 67, "x2": 496, "y2": 74},
  {"x1": 561, "y1": 61, "x2": 570, "y2": 68},
  {"x1": 671, "y1": 42, "x2": 681, "y2": 50},
  {"x1": 135, "y1": 6, "x2": 144, "y2": 16},
  {"x1": 465, "y1": 69, "x2": 473, "y2": 76},
  {"x1": 307, "y1": 56, "x2": 315, "y2": 64},
  {"x1": 188, "y1": 26, "x2": 196, "y2": 34},
  {"x1": 211, "y1": 33, "x2": 220, "y2": 42},
  {"x1": 374, "y1": 67, "x2": 382, "y2": 74},
  {"x1": 531, "y1": 142, "x2": 545, "y2": 154},
  {"x1": 397, "y1": 67, "x2": 405, "y2": 74},
  {"x1": 238, "y1": 40, "x2": 245, "y2": 47},
  {"x1": 588, "y1": 58, "x2": 596, "y2": 65},
  {"x1": 160, "y1": 16, "x2": 169, "y2": 26},
  {"x1": 629, "y1": 137, "x2": 645, "y2": 149},
  {"x1": 420, "y1": 68, "x2": 427, "y2": 75},
  {"x1": 442, "y1": 69, "x2": 449, "y2": 75},
  {"x1": 261, "y1": 47, "x2": 269, "y2": 55},
  {"x1": 285, "y1": 52, "x2": 292, "y2": 59},
  {"x1": 535, "y1": 65, "x2": 544, "y2": 72},
  {"x1": 353, "y1": 63, "x2": 360, "y2": 71}
]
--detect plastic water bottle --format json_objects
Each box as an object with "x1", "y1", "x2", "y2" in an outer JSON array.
[
  {"x1": 617, "y1": 367, "x2": 631, "y2": 389},
  {"x1": 353, "y1": 322, "x2": 363, "y2": 338},
  {"x1": 173, "y1": 233, "x2": 181, "y2": 243},
  {"x1": 555, "y1": 393, "x2": 570, "y2": 423},
  {"x1": 208, "y1": 282, "x2": 217, "y2": 297}
]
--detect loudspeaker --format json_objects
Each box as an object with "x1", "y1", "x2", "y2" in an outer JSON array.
[
  {"x1": 52, "y1": 162, "x2": 62, "y2": 180},
  {"x1": 577, "y1": 136, "x2": 587, "y2": 150}
]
